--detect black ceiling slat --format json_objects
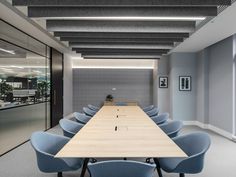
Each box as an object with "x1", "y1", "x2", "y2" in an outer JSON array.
[
  {"x1": 61, "y1": 37, "x2": 183, "y2": 43},
  {"x1": 12, "y1": 0, "x2": 231, "y2": 6},
  {"x1": 72, "y1": 48, "x2": 169, "y2": 53},
  {"x1": 47, "y1": 20, "x2": 195, "y2": 33},
  {"x1": 54, "y1": 32, "x2": 189, "y2": 38},
  {"x1": 28, "y1": 6, "x2": 217, "y2": 17}
]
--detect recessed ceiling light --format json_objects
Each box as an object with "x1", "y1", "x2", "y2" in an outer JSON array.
[
  {"x1": 0, "y1": 48, "x2": 15, "y2": 55},
  {"x1": 43, "y1": 16, "x2": 206, "y2": 21}
]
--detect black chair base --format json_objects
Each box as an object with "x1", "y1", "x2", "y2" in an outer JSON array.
[
  {"x1": 180, "y1": 173, "x2": 185, "y2": 177},
  {"x1": 58, "y1": 172, "x2": 62, "y2": 177},
  {"x1": 153, "y1": 158, "x2": 163, "y2": 177}
]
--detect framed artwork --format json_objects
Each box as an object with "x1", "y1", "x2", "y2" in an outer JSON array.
[
  {"x1": 159, "y1": 76, "x2": 168, "y2": 88},
  {"x1": 179, "y1": 76, "x2": 191, "y2": 91}
]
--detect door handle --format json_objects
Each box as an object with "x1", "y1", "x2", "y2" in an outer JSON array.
[{"x1": 53, "y1": 90, "x2": 56, "y2": 105}]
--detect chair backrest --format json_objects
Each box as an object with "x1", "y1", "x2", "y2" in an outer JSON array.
[
  {"x1": 31, "y1": 131, "x2": 69, "y2": 157},
  {"x1": 88, "y1": 104, "x2": 100, "y2": 111},
  {"x1": 74, "y1": 112, "x2": 91, "y2": 124},
  {"x1": 88, "y1": 160, "x2": 156, "y2": 177},
  {"x1": 59, "y1": 119, "x2": 84, "y2": 138},
  {"x1": 146, "y1": 107, "x2": 159, "y2": 117},
  {"x1": 173, "y1": 132, "x2": 211, "y2": 173},
  {"x1": 115, "y1": 102, "x2": 127, "y2": 106},
  {"x1": 151, "y1": 113, "x2": 169, "y2": 125},
  {"x1": 143, "y1": 105, "x2": 154, "y2": 112},
  {"x1": 83, "y1": 107, "x2": 96, "y2": 116},
  {"x1": 174, "y1": 132, "x2": 211, "y2": 157},
  {"x1": 159, "y1": 120, "x2": 183, "y2": 138},
  {"x1": 30, "y1": 131, "x2": 70, "y2": 172}
]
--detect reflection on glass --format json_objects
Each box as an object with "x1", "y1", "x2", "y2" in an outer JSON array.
[
  {"x1": 0, "y1": 40, "x2": 49, "y2": 107},
  {"x1": 0, "y1": 38, "x2": 51, "y2": 155}
]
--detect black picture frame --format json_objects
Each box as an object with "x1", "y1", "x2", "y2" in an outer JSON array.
[
  {"x1": 179, "y1": 76, "x2": 191, "y2": 91},
  {"x1": 159, "y1": 76, "x2": 168, "y2": 88}
]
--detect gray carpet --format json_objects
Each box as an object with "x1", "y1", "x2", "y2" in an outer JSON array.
[{"x1": 0, "y1": 125, "x2": 236, "y2": 177}]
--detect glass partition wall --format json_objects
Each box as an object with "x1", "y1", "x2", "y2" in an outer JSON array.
[{"x1": 0, "y1": 20, "x2": 51, "y2": 155}]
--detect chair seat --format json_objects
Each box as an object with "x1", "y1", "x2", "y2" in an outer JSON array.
[{"x1": 158, "y1": 157, "x2": 186, "y2": 172}]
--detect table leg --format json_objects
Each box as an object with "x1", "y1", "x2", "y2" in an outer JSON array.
[
  {"x1": 154, "y1": 158, "x2": 163, "y2": 177},
  {"x1": 80, "y1": 158, "x2": 89, "y2": 177}
]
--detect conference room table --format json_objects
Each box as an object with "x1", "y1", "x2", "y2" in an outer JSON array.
[{"x1": 56, "y1": 106, "x2": 187, "y2": 177}]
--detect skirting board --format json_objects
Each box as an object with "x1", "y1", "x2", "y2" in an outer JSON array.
[{"x1": 183, "y1": 121, "x2": 236, "y2": 142}]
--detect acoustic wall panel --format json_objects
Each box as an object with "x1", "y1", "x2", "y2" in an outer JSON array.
[{"x1": 73, "y1": 69, "x2": 153, "y2": 111}]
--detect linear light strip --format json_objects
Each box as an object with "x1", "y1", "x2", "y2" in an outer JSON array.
[
  {"x1": 39, "y1": 16, "x2": 206, "y2": 21},
  {"x1": 72, "y1": 66, "x2": 154, "y2": 69},
  {"x1": 0, "y1": 48, "x2": 15, "y2": 55}
]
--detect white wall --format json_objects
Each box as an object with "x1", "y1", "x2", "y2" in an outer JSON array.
[{"x1": 63, "y1": 54, "x2": 73, "y2": 116}]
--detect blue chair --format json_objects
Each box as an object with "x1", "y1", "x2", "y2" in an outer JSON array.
[
  {"x1": 83, "y1": 107, "x2": 97, "y2": 116},
  {"x1": 30, "y1": 131, "x2": 83, "y2": 177},
  {"x1": 155, "y1": 132, "x2": 211, "y2": 177},
  {"x1": 59, "y1": 119, "x2": 84, "y2": 138},
  {"x1": 150, "y1": 113, "x2": 169, "y2": 125},
  {"x1": 88, "y1": 160, "x2": 156, "y2": 177},
  {"x1": 146, "y1": 107, "x2": 159, "y2": 117},
  {"x1": 143, "y1": 105, "x2": 154, "y2": 112},
  {"x1": 115, "y1": 102, "x2": 127, "y2": 106},
  {"x1": 74, "y1": 112, "x2": 91, "y2": 124},
  {"x1": 88, "y1": 104, "x2": 100, "y2": 111},
  {"x1": 159, "y1": 120, "x2": 183, "y2": 138}
]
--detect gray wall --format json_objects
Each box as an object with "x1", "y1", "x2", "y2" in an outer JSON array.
[
  {"x1": 157, "y1": 34, "x2": 236, "y2": 135},
  {"x1": 207, "y1": 36, "x2": 234, "y2": 133},
  {"x1": 63, "y1": 54, "x2": 73, "y2": 116},
  {"x1": 195, "y1": 36, "x2": 234, "y2": 133},
  {"x1": 196, "y1": 49, "x2": 209, "y2": 124},
  {"x1": 169, "y1": 53, "x2": 197, "y2": 121},
  {"x1": 157, "y1": 56, "x2": 171, "y2": 114},
  {"x1": 234, "y1": 34, "x2": 236, "y2": 136},
  {"x1": 153, "y1": 61, "x2": 158, "y2": 106},
  {"x1": 73, "y1": 69, "x2": 153, "y2": 112},
  {"x1": 157, "y1": 53, "x2": 197, "y2": 121}
]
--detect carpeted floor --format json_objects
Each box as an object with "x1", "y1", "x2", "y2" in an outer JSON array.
[{"x1": 0, "y1": 125, "x2": 236, "y2": 177}]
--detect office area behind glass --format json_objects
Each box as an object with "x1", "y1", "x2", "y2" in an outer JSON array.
[{"x1": 0, "y1": 20, "x2": 51, "y2": 155}]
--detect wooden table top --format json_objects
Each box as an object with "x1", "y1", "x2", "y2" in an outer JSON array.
[{"x1": 56, "y1": 106, "x2": 187, "y2": 158}]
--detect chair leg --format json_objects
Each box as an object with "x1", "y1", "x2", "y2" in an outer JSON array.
[
  {"x1": 153, "y1": 158, "x2": 163, "y2": 177},
  {"x1": 57, "y1": 172, "x2": 63, "y2": 177},
  {"x1": 179, "y1": 173, "x2": 185, "y2": 177}
]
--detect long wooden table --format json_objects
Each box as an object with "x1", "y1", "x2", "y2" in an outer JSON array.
[{"x1": 56, "y1": 106, "x2": 187, "y2": 177}]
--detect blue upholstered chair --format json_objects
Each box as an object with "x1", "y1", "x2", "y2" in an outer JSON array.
[
  {"x1": 150, "y1": 113, "x2": 169, "y2": 125},
  {"x1": 74, "y1": 112, "x2": 91, "y2": 124},
  {"x1": 59, "y1": 119, "x2": 84, "y2": 138},
  {"x1": 155, "y1": 132, "x2": 211, "y2": 177},
  {"x1": 83, "y1": 107, "x2": 97, "y2": 116},
  {"x1": 88, "y1": 160, "x2": 156, "y2": 177},
  {"x1": 159, "y1": 120, "x2": 183, "y2": 138},
  {"x1": 146, "y1": 107, "x2": 159, "y2": 117},
  {"x1": 115, "y1": 102, "x2": 127, "y2": 106},
  {"x1": 30, "y1": 131, "x2": 83, "y2": 177},
  {"x1": 88, "y1": 104, "x2": 100, "y2": 111},
  {"x1": 143, "y1": 105, "x2": 155, "y2": 112}
]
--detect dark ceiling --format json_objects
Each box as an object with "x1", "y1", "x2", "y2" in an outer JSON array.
[{"x1": 12, "y1": 0, "x2": 232, "y2": 59}]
